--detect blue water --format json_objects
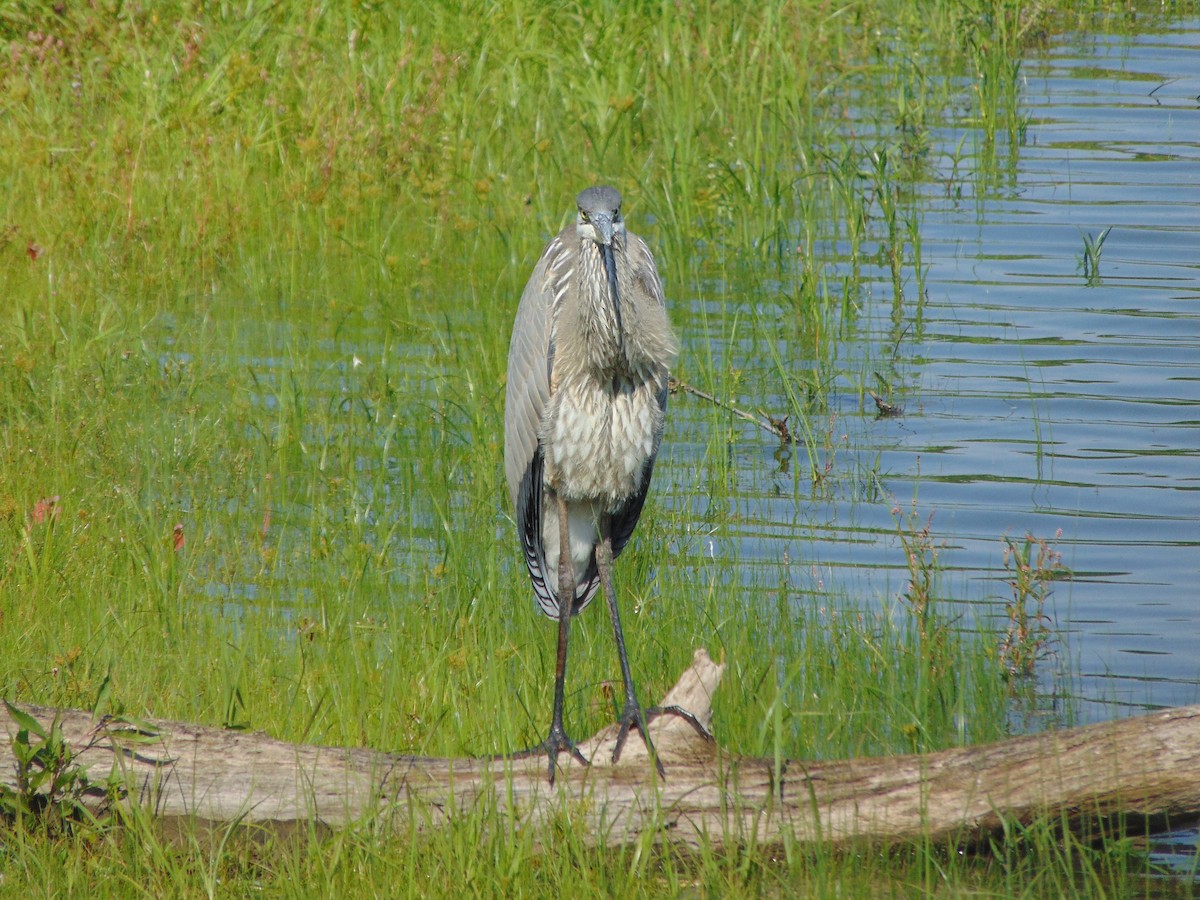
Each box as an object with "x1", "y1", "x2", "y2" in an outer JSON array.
[{"x1": 667, "y1": 19, "x2": 1200, "y2": 723}]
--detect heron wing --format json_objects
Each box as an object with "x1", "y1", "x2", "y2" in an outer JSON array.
[
  {"x1": 628, "y1": 233, "x2": 668, "y2": 312},
  {"x1": 610, "y1": 232, "x2": 671, "y2": 561},
  {"x1": 504, "y1": 235, "x2": 560, "y2": 510},
  {"x1": 609, "y1": 466, "x2": 653, "y2": 561},
  {"x1": 505, "y1": 231, "x2": 603, "y2": 616}
]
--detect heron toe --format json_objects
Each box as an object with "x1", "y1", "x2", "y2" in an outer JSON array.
[{"x1": 511, "y1": 724, "x2": 590, "y2": 785}]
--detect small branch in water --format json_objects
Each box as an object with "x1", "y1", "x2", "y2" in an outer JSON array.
[
  {"x1": 670, "y1": 377, "x2": 791, "y2": 443},
  {"x1": 868, "y1": 390, "x2": 903, "y2": 418}
]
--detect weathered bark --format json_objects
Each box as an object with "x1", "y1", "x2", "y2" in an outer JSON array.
[{"x1": 2, "y1": 649, "x2": 1198, "y2": 849}]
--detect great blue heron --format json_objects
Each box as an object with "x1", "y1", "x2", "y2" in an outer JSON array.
[{"x1": 504, "y1": 185, "x2": 709, "y2": 783}]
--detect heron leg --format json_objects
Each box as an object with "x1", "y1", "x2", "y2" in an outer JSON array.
[
  {"x1": 597, "y1": 524, "x2": 715, "y2": 779},
  {"x1": 511, "y1": 492, "x2": 589, "y2": 784},
  {"x1": 595, "y1": 527, "x2": 663, "y2": 776}
]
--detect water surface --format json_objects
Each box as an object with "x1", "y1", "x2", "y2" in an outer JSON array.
[{"x1": 664, "y1": 19, "x2": 1200, "y2": 722}]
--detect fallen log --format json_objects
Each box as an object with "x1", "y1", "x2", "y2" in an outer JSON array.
[{"x1": 2, "y1": 649, "x2": 1198, "y2": 849}]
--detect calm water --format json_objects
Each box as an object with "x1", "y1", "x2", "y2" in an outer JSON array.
[{"x1": 665, "y1": 20, "x2": 1200, "y2": 722}]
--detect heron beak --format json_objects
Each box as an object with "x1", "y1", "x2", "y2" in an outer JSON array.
[
  {"x1": 601, "y1": 242, "x2": 620, "y2": 303},
  {"x1": 600, "y1": 238, "x2": 622, "y2": 338},
  {"x1": 592, "y1": 213, "x2": 615, "y2": 247}
]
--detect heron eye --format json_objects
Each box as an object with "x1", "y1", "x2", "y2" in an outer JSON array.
[{"x1": 579, "y1": 209, "x2": 589, "y2": 222}]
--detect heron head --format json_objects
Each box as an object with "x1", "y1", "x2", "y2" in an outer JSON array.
[{"x1": 576, "y1": 185, "x2": 624, "y2": 247}]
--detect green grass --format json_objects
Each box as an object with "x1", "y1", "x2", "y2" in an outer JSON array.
[{"x1": 1, "y1": 0, "x2": 1192, "y2": 895}]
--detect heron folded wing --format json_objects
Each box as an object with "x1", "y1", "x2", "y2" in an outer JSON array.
[
  {"x1": 518, "y1": 451, "x2": 602, "y2": 620},
  {"x1": 609, "y1": 461, "x2": 653, "y2": 561},
  {"x1": 504, "y1": 239, "x2": 560, "y2": 509},
  {"x1": 516, "y1": 450, "x2": 553, "y2": 614}
]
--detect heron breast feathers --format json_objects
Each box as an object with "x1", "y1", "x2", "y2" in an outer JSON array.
[{"x1": 542, "y1": 377, "x2": 662, "y2": 508}]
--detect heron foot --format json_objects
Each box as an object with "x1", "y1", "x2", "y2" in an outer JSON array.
[
  {"x1": 612, "y1": 701, "x2": 715, "y2": 778},
  {"x1": 509, "y1": 723, "x2": 590, "y2": 785}
]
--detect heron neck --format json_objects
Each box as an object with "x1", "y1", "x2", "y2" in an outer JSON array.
[
  {"x1": 579, "y1": 241, "x2": 624, "y2": 365},
  {"x1": 601, "y1": 243, "x2": 624, "y2": 342}
]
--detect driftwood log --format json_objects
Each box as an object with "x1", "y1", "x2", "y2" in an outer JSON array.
[{"x1": 2, "y1": 649, "x2": 1199, "y2": 849}]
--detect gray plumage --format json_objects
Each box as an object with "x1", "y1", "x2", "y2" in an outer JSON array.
[
  {"x1": 502, "y1": 186, "x2": 706, "y2": 783},
  {"x1": 504, "y1": 185, "x2": 677, "y2": 620}
]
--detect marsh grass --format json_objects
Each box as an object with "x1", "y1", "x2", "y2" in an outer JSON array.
[
  {"x1": 1079, "y1": 225, "x2": 1114, "y2": 285},
  {"x1": 1, "y1": 0, "x2": 1189, "y2": 894}
]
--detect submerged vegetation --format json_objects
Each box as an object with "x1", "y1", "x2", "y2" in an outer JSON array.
[{"x1": 0, "y1": 0, "x2": 1192, "y2": 894}]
